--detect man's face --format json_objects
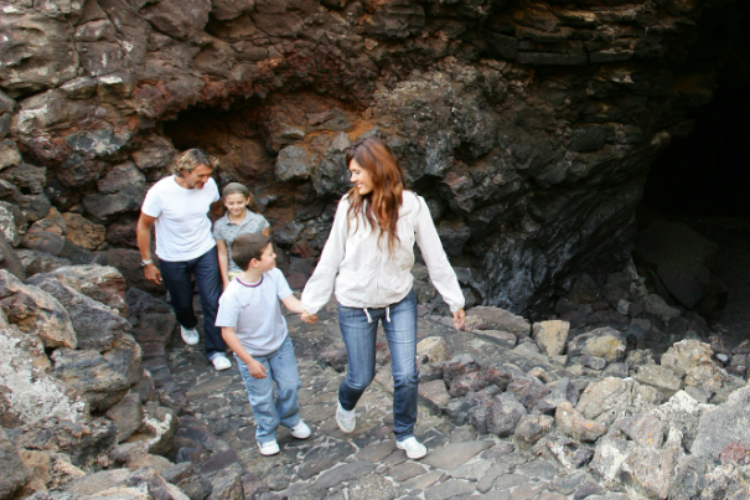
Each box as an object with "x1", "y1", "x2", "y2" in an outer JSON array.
[{"x1": 181, "y1": 165, "x2": 213, "y2": 189}]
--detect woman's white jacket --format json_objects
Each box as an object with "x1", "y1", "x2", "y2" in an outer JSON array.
[{"x1": 301, "y1": 190, "x2": 465, "y2": 315}]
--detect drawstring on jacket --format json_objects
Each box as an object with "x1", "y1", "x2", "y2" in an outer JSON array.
[{"x1": 363, "y1": 306, "x2": 392, "y2": 323}]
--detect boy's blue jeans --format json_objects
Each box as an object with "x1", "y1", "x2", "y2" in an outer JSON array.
[
  {"x1": 235, "y1": 337, "x2": 302, "y2": 445},
  {"x1": 337, "y1": 290, "x2": 418, "y2": 441},
  {"x1": 159, "y1": 247, "x2": 226, "y2": 359}
]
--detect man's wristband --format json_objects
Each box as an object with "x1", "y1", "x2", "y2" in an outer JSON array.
[{"x1": 140, "y1": 259, "x2": 153, "y2": 267}]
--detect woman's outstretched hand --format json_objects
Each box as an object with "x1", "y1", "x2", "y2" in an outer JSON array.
[
  {"x1": 301, "y1": 310, "x2": 318, "y2": 324},
  {"x1": 453, "y1": 308, "x2": 465, "y2": 330}
]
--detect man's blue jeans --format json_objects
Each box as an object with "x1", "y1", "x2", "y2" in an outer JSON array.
[
  {"x1": 337, "y1": 290, "x2": 418, "y2": 441},
  {"x1": 235, "y1": 337, "x2": 302, "y2": 445},
  {"x1": 159, "y1": 247, "x2": 226, "y2": 359}
]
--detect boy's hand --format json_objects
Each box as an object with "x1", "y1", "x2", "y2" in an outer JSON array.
[
  {"x1": 248, "y1": 359, "x2": 268, "y2": 379},
  {"x1": 300, "y1": 310, "x2": 318, "y2": 324}
]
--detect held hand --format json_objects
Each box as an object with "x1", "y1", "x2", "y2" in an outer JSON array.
[
  {"x1": 453, "y1": 308, "x2": 465, "y2": 331},
  {"x1": 300, "y1": 310, "x2": 318, "y2": 324},
  {"x1": 248, "y1": 360, "x2": 268, "y2": 379},
  {"x1": 144, "y1": 263, "x2": 162, "y2": 284}
]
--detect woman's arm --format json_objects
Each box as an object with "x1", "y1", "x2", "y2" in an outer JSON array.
[
  {"x1": 414, "y1": 195, "x2": 466, "y2": 329},
  {"x1": 216, "y1": 239, "x2": 230, "y2": 288},
  {"x1": 300, "y1": 198, "x2": 350, "y2": 314}
]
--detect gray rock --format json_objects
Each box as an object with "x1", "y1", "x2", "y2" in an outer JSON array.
[
  {"x1": 421, "y1": 440, "x2": 493, "y2": 470},
  {"x1": 276, "y1": 145, "x2": 314, "y2": 181},
  {"x1": 489, "y1": 392, "x2": 527, "y2": 437},
  {"x1": 0, "y1": 270, "x2": 76, "y2": 349},
  {"x1": 533, "y1": 320, "x2": 570, "y2": 357},
  {"x1": 106, "y1": 392, "x2": 143, "y2": 443},
  {"x1": 514, "y1": 414, "x2": 554, "y2": 448},
  {"x1": 567, "y1": 327, "x2": 626, "y2": 362},
  {"x1": 466, "y1": 306, "x2": 531, "y2": 338},
  {"x1": 555, "y1": 402, "x2": 607, "y2": 442},
  {"x1": 130, "y1": 135, "x2": 177, "y2": 171},
  {"x1": 576, "y1": 377, "x2": 662, "y2": 426},
  {"x1": 83, "y1": 186, "x2": 147, "y2": 220},
  {"x1": 507, "y1": 376, "x2": 551, "y2": 409},
  {"x1": 97, "y1": 162, "x2": 146, "y2": 194},
  {"x1": 424, "y1": 479, "x2": 475, "y2": 500},
  {"x1": 546, "y1": 437, "x2": 594, "y2": 470},
  {"x1": 632, "y1": 365, "x2": 683, "y2": 396},
  {"x1": 0, "y1": 427, "x2": 30, "y2": 499},
  {"x1": 589, "y1": 436, "x2": 632, "y2": 481},
  {"x1": 667, "y1": 456, "x2": 713, "y2": 500},
  {"x1": 691, "y1": 386, "x2": 750, "y2": 458},
  {"x1": 315, "y1": 461, "x2": 376, "y2": 489},
  {"x1": 641, "y1": 294, "x2": 681, "y2": 323},
  {"x1": 346, "y1": 473, "x2": 403, "y2": 500},
  {"x1": 297, "y1": 441, "x2": 356, "y2": 480},
  {"x1": 162, "y1": 463, "x2": 212, "y2": 500},
  {"x1": 619, "y1": 445, "x2": 679, "y2": 499},
  {"x1": 419, "y1": 379, "x2": 450, "y2": 410}
]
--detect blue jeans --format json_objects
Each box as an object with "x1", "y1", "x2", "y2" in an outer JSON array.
[
  {"x1": 338, "y1": 290, "x2": 418, "y2": 441},
  {"x1": 235, "y1": 337, "x2": 302, "y2": 444},
  {"x1": 159, "y1": 247, "x2": 226, "y2": 359}
]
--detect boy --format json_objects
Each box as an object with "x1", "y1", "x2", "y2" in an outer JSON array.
[{"x1": 216, "y1": 233, "x2": 317, "y2": 455}]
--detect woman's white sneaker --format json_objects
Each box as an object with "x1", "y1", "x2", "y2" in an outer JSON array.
[
  {"x1": 290, "y1": 420, "x2": 312, "y2": 439},
  {"x1": 396, "y1": 437, "x2": 427, "y2": 459},
  {"x1": 336, "y1": 402, "x2": 356, "y2": 433},
  {"x1": 180, "y1": 326, "x2": 200, "y2": 346},
  {"x1": 258, "y1": 440, "x2": 280, "y2": 456}
]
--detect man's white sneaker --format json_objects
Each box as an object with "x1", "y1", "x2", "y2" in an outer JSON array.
[
  {"x1": 210, "y1": 353, "x2": 232, "y2": 371},
  {"x1": 258, "y1": 440, "x2": 280, "y2": 456},
  {"x1": 396, "y1": 437, "x2": 427, "y2": 460},
  {"x1": 180, "y1": 326, "x2": 200, "y2": 346},
  {"x1": 336, "y1": 402, "x2": 356, "y2": 434},
  {"x1": 290, "y1": 420, "x2": 312, "y2": 439}
]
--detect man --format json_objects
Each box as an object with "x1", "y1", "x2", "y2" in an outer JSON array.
[{"x1": 137, "y1": 148, "x2": 231, "y2": 371}]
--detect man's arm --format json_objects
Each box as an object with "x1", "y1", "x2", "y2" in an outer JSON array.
[
  {"x1": 222, "y1": 326, "x2": 267, "y2": 378},
  {"x1": 136, "y1": 212, "x2": 162, "y2": 284}
]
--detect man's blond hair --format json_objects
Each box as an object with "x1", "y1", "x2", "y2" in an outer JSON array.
[{"x1": 171, "y1": 148, "x2": 219, "y2": 176}]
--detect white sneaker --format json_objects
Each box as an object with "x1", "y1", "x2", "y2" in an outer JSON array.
[
  {"x1": 336, "y1": 401, "x2": 356, "y2": 434},
  {"x1": 258, "y1": 440, "x2": 280, "y2": 456},
  {"x1": 210, "y1": 353, "x2": 232, "y2": 371},
  {"x1": 290, "y1": 420, "x2": 312, "y2": 439},
  {"x1": 397, "y1": 437, "x2": 427, "y2": 460},
  {"x1": 180, "y1": 326, "x2": 200, "y2": 346}
]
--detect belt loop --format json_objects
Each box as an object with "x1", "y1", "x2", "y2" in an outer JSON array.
[{"x1": 364, "y1": 308, "x2": 373, "y2": 323}]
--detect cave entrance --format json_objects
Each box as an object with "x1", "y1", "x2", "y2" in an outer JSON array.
[{"x1": 640, "y1": 79, "x2": 750, "y2": 338}]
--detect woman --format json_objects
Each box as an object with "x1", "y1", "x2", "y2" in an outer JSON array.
[{"x1": 301, "y1": 137, "x2": 465, "y2": 459}]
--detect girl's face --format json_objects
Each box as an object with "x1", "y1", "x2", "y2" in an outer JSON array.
[
  {"x1": 224, "y1": 193, "x2": 249, "y2": 216},
  {"x1": 349, "y1": 159, "x2": 374, "y2": 195}
]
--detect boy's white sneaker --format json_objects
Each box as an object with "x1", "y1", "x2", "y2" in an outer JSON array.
[
  {"x1": 290, "y1": 420, "x2": 312, "y2": 439},
  {"x1": 396, "y1": 437, "x2": 427, "y2": 460},
  {"x1": 336, "y1": 402, "x2": 356, "y2": 434},
  {"x1": 258, "y1": 440, "x2": 280, "y2": 456},
  {"x1": 180, "y1": 326, "x2": 200, "y2": 346},
  {"x1": 210, "y1": 353, "x2": 232, "y2": 371}
]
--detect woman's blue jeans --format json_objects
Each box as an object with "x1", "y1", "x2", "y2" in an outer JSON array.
[
  {"x1": 235, "y1": 337, "x2": 302, "y2": 445},
  {"x1": 337, "y1": 290, "x2": 418, "y2": 441}
]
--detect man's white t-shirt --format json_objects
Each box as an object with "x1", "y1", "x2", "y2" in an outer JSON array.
[
  {"x1": 215, "y1": 268, "x2": 293, "y2": 356},
  {"x1": 141, "y1": 176, "x2": 220, "y2": 262}
]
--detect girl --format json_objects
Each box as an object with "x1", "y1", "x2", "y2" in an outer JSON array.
[
  {"x1": 213, "y1": 183, "x2": 271, "y2": 288},
  {"x1": 301, "y1": 137, "x2": 465, "y2": 460}
]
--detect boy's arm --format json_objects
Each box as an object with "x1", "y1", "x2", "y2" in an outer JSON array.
[
  {"x1": 281, "y1": 294, "x2": 318, "y2": 324},
  {"x1": 221, "y1": 326, "x2": 267, "y2": 378}
]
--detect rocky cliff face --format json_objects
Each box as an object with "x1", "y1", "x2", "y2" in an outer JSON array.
[{"x1": 0, "y1": 0, "x2": 732, "y2": 312}]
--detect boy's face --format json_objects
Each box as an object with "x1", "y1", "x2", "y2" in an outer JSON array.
[{"x1": 252, "y1": 243, "x2": 276, "y2": 273}]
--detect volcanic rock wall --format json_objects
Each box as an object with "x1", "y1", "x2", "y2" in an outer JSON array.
[{"x1": 0, "y1": 0, "x2": 723, "y2": 312}]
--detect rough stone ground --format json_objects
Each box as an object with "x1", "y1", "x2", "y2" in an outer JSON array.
[{"x1": 167, "y1": 299, "x2": 623, "y2": 500}]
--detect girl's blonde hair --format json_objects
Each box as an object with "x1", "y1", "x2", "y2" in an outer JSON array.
[
  {"x1": 222, "y1": 182, "x2": 259, "y2": 212},
  {"x1": 345, "y1": 137, "x2": 407, "y2": 254},
  {"x1": 171, "y1": 148, "x2": 219, "y2": 176}
]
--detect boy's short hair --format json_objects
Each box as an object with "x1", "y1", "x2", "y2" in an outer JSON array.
[{"x1": 231, "y1": 233, "x2": 271, "y2": 271}]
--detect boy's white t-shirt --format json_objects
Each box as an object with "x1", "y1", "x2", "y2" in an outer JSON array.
[
  {"x1": 141, "y1": 176, "x2": 220, "y2": 262},
  {"x1": 215, "y1": 268, "x2": 293, "y2": 356}
]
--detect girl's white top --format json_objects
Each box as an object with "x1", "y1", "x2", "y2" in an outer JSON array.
[{"x1": 301, "y1": 190, "x2": 465, "y2": 314}]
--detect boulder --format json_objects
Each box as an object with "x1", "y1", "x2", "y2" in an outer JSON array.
[
  {"x1": 589, "y1": 436, "x2": 632, "y2": 481},
  {"x1": 489, "y1": 392, "x2": 527, "y2": 437},
  {"x1": 417, "y1": 336, "x2": 450, "y2": 363},
  {"x1": 660, "y1": 340, "x2": 714, "y2": 377},
  {"x1": 632, "y1": 365, "x2": 683, "y2": 396},
  {"x1": 33, "y1": 265, "x2": 128, "y2": 314},
  {"x1": 576, "y1": 377, "x2": 663, "y2": 426},
  {"x1": 545, "y1": 436, "x2": 594, "y2": 470},
  {"x1": 419, "y1": 380, "x2": 450, "y2": 410},
  {"x1": 507, "y1": 376, "x2": 551, "y2": 409},
  {"x1": 126, "y1": 288, "x2": 176, "y2": 345},
  {"x1": 535, "y1": 377, "x2": 579, "y2": 415},
  {"x1": 62, "y1": 213, "x2": 106, "y2": 250},
  {"x1": 567, "y1": 327, "x2": 627, "y2": 362},
  {"x1": 533, "y1": 320, "x2": 570, "y2": 357},
  {"x1": 641, "y1": 294, "x2": 681, "y2": 323},
  {"x1": 16, "y1": 249, "x2": 71, "y2": 277},
  {"x1": 0, "y1": 201, "x2": 20, "y2": 246},
  {"x1": 0, "y1": 427, "x2": 31, "y2": 499},
  {"x1": 684, "y1": 364, "x2": 726, "y2": 392},
  {"x1": 130, "y1": 135, "x2": 177, "y2": 171},
  {"x1": 97, "y1": 162, "x2": 146, "y2": 194},
  {"x1": 106, "y1": 392, "x2": 144, "y2": 444},
  {"x1": 620, "y1": 445, "x2": 680, "y2": 499},
  {"x1": 514, "y1": 414, "x2": 553, "y2": 448},
  {"x1": 691, "y1": 386, "x2": 750, "y2": 459},
  {"x1": 615, "y1": 412, "x2": 665, "y2": 449},
  {"x1": 0, "y1": 270, "x2": 76, "y2": 349},
  {"x1": 0, "y1": 326, "x2": 88, "y2": 427},
  {"x1": 26, "y1": 275, "x2": 130, "y2": 352},
  {"x1": 131, "y1": 402, "x2": 179, "y2": 456},
  {"x1": 465, "y1": 306, "x2": 531, "y2": 337},
  {"x1": 555, "y1": 402, "x2": 607, "y2": 442}
]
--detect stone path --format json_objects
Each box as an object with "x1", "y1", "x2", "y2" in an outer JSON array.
[{"x1": 166, "y1": 300, "x2": 623, "y2": 500}]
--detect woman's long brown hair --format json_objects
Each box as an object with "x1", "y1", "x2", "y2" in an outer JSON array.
[{"x1": 345, "y1": 137, "x2": 407, "y2": 253}]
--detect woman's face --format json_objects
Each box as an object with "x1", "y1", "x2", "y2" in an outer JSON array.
[
  {"x1": 349, "y1": 159, "x2": 374, "y2": 195},
  {"x1": 224, "y1": 193, "x2": 249, "y2": 216}
]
